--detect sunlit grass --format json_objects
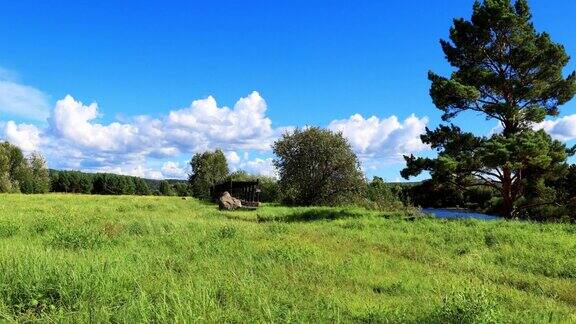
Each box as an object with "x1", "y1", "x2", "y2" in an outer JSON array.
[{"x1": 0, "y1": 194, "x2": 574, "y2": 322}]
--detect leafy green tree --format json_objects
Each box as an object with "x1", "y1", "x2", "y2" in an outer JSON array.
[
  {"x1": 273, "y1": 127, "x2": 364, "y2": 206},
  {"x1": 26, "y1": 153, "x2": 50, "y2": 193},
  {"x1": 0, "y1": 161, "x2": 15, "y2": 192},
  {"x1": 406, "y1": 179, "x2": 465, "y2": 209},
  {"x1": 159, "y1": 180, "x2": 176, "y2": 196},
  {"x1": 402, "y1": 0, "x2": 576, "y2": 218},
  {"x1": 0, "y1": 142, "x2": 27, "y2": 192},
  {"x1": 0, "y1": 142, "x2": 50, "y2": 193},
  {"x1": 258, "y1": 176, "x2": 280, "y2": 203},
  {"x1": 404, "y1": 128, "x2": 569, "y2": 216},
  {"x1": 73, "y1": 172, "x2": 94, "y2": 193},
  {"x1": 188, "y1": 149, "x2": 229, "y2": 200},
  {"x1": 226, "y1": 170, "x2": 252, "y2": 182}
]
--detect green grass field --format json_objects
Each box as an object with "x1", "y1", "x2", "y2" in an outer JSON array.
[{"x1": 0, "y1": 194, "x2": 575, "y2": 323}]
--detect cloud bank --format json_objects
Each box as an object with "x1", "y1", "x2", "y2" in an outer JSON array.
[
  {"x1": 328, "y1": 113, "x2": 429, "y2": 168},
  {"x1": 0, "y1": 73, "x2": 435, "y2": 179},
  {"x1": 536, "y1": 115, "x2": 576, "y2": 142}
]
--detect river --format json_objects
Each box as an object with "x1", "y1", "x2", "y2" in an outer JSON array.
[{"x1": 422, "y1": 208, "x2": 500, "y2": 221}]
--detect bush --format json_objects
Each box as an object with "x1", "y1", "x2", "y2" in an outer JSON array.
[{"x1": 363, "y1": 176, "x2": 404, "y2": 210}]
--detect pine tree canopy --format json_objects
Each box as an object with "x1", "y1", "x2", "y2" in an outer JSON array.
[{"x1": 428, "y1": 0, "x2": 575, "y2": 135}]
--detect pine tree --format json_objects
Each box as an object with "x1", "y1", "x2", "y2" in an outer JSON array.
[{"x1": 402, "y1": 0, "x2": 576, "y2": 218}]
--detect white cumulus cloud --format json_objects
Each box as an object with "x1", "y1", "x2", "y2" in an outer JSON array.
[
  {"x1": 49, "y1": 95, "x2": 139, "y2": 151},
  {"x1": 1, "y1": 121, "x2": 42, "y2": 152},
  {"x1": 328, "y1": 113, "x2": 429, "y2": 164},
  {"x1": 226, "y1": 151, "x2": 278, "y2": 178},
  {"x1": 536, "y1": 114, "x2": 576, "y2": 142},
  {"x1": 161, "y1": 161, "x2": 188, "y2": 179},
  {"x1": 242, "y1": 157, "x2": 277, "y2": 178},
  {"x1": 167, "y1": 91, "x2": 275, "y2": 151},
  {"x1": 225, "y1": 151, "x2": 241, "y2": 164},
  {"x1": 34, "y1": 92, "x2": 280, "y2": 174}
]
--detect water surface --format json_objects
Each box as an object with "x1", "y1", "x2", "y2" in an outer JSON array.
[{"x1": 422, "y1": 208, "x2": 500, "y2": 221}]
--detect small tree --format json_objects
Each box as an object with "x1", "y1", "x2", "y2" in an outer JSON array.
[
  {"x1": 365, "y1": 176, "x2": 404, "y2": 210},
  {"x1": 27, "y1": 153, "x2": 50, "y2": 193},
  {"x1": 188, "y1": 149, "x2": 229, "y2": 200},
  {"x1": 273, "y1": 127, "x2": 364, "y2": 205},
  {"x1": 0, "y1": 141, "x2": 27, "y2": 192}
]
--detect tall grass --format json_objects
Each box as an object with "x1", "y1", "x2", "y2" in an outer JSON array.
[{"x1": 0, "y1": 194, "x2": 574, "y2": 322}]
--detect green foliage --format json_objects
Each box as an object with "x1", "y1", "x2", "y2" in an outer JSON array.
[
  {"x1": 18, "y1": 153, "x2": 50, "y2": 194},
  {"x1": 28, "y1": 153, "x2": 50, "y2": 194},
  {"x1": 429, "y1": 0, "x2": 575, "y2": 132},
  {"x1": 188, "y1": 149, "x2": 229, "y2": 200},
  {"x1": 172, "y1": 182, "x2": 191, "y2": 197},
  {"x1": 159, "y1": 181, "x2": 176, "y2": 196},
  {"x1": 362, "y1": 176, "x2": 405, "y2": 210},
  {"x1": 404, "y1": 127, "x2": 570, "y2": 218},
  {"x1": 50, "y1": 170, "x2": 159, "y2": 196},
  {"x1": 133, "y1": 177, "x2": 152, "y2": 196},
  {"x1": 0, "y1": 194, "x2": 574, "y2": 322},
  {"x1": 50, "y1": 170, "x2": 94, "y2": 193},
  {"x1": 92, "y1": 173, "x2": 136, "y2": 195},
  {"x1": 0, "y1": 142, "x2": 50, "y2": 194},
  {"x1": 273, "y1": 127, "x2": 364, "y2": 206},
  {"x1": 226, "y1": 170, "x2": 280, "y2": 203},
  {"x1": 431, "y1": 289, "x2": 499, "y2": 323},
  {"x1": 403, "y1": 0, "x2": 576, "y2": 218}
]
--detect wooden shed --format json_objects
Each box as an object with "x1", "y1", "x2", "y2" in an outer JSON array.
[{"x1": 212, "y1": 180, "x2": 261, "y2": 208}]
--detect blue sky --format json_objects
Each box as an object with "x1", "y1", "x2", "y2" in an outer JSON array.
[{"x1": 0, "y1": 0, "x2": 575, "y2": 180}]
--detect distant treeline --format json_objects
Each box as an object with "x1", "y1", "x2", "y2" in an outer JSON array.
[
  {"x1": 49, "y1": 170, "x2": 190, "y2": 196},
  {"x1": 48, "y1": 168, "x2": 283, "y2": 202}
]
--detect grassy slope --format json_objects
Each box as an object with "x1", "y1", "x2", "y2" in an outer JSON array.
[{"x1": 0, "y1": 194, "x2": 574, "y2": 323}]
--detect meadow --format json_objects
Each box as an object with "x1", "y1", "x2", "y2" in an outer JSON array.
[{"x1": 0, "y1": 194, "x2": 575, "y2": 323}]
